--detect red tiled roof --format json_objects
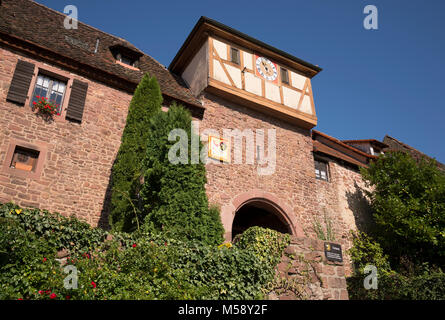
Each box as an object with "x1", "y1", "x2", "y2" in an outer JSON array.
[
  {"x1": 383, "y1": 135, "x2": 445, "y2": 171},
  {"x1": 313, "y1": 140, "x2": 368, "y2": 168},
  {"x1": 342, "y1": 139, "x2": 388, "y2": 149},
  {"x1": 0, "y1": 0, "x2": 202, "y2": 108},
  {"x1": 312, "y1": 130, "x2": 378, "y2": 160}
]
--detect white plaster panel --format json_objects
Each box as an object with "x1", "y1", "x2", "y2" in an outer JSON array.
[
  {"x1": 213, "y1": 59, "x2": 230, "y2": 85},
  {"x1": 243, "y1": 51, "x2": 253, "y2": 70},
  {"x1": 225, "y1": 63, "x2": 242, "y2": 89},
  {"x1": 291, "y1": 71, "x2": 307, "y2": 90},
  {"x1": 282, "y1": 86, "x2": 301, "y2": 109},
  {"x1": 300, "y1": 95, "x2": 313, "y2": 114},
  {"x1": 244, "y1": 72, "x2": 262, "y2": 96},
  {"x1": 213, "y1": 39, "x2": 227, "y2": 60},
  {"x1": 265, "y1": 82, "x2": 281, "y2": 104}
]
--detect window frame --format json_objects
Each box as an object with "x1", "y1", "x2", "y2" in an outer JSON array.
[
  {"x1": 314, "y1": 157, "x2": 330, "y2": 182},
  {"x1": 230, "y1": 47, "x2": 240, "y2": 65},
  {"x1": 29, "y1": 73, "x2": 68, "y2": 115},
  {"x1": 24, "y1": 63, "x2": 74, "y2": 122},
  {"x1": 1, "y1": 138, "x2": 48, "y2": 179},
  {"x1": 281, "y1": 67, "x2": 289, "y2": 85},
  {"x1": 114, "y1": 52, "x2": 140, "y2": 70}
]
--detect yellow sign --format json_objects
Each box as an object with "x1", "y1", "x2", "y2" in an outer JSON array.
[{"x1": 208, "y1": 135, "x2": 230, "y2": 162}]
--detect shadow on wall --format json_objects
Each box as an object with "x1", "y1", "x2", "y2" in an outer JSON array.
[
  {"x1": 97, "y1": 158, "x2": 116, "y2": 230},
  {"x1": 345, "y1": 182, "x2": 374, "y2": 234}
]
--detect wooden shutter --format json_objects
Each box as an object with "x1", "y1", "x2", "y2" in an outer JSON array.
[
  {"x1": 6, "y1": 60, "x2": 35, "y2": 105},
  {"x1": 66, "y1": 79, "x2": 88, "y2": 122}
]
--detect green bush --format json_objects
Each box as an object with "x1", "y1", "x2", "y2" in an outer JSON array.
[
  {"x1": 347, "y1": 271, "x2": 445, "y2": 300},
  {"x1": 110, "y1": 73, "x2": 163, "y2": 232},
  {"x1": 348, "y1": 230, "x2": 392, "y2": 276},
  {"x1": 0, "y1": 203, "x2": 107, "y2": 253},
  {"x1": 361, "y1": 151, "x2": 445, "y2": 268},
  {"x1": 234, "y1": 226, "x2": 290, "y2": 269},
  {"x1": 140, "y1": 104, "x2": 224, "y2": 245},
  {"x1": 0, "y1": 203, "x2": 288, "y2": 300}
]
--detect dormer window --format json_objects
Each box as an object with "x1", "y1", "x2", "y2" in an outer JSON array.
[
  {"x1": 110, "y1": 45, "x2": 142, "y2": 69},
  {"x1": 116, "y1": 53, "x2": 138, "y2": 68}
]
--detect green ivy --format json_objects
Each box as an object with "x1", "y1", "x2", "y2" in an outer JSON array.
[
  {"x1": 0, "y1": 203, "x2": 288, "y2": 300},
  {"x1": 347, "y1": 271, "x2": 445, "y2": 300}
]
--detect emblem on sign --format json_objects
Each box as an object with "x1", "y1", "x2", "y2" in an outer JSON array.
[
  {"x1": 208, "y1": 136, "x2": 231, "y2": 162},
  {"x1": 324, "y1": 242, "x2": 343, "y2": 262}
]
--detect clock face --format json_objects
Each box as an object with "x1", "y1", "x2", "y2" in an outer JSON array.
[{"x1": 255, "y1": 56, "x2": 278, "y2": 81}]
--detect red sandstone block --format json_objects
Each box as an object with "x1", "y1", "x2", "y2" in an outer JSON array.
[
  {"x1": 334, "y1": 290, "x2": 340, "y2": 299},
  {"x1": 339, "y1": 289, "x2": 349, "y2": 300},
  {"x1": 321, "y1": 276, "x2": 328, "y2": 289},
  {"x1": 336, "y1": 266, "x2": 345, "y2": 277},
  {"x1": 322, "y1": 265, "x2": 336, "y2": 275},
  {"x1": 3, "y1": 187, "x2": 17, "y2": 196}
]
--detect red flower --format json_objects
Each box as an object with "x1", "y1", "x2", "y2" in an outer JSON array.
[
  {"x1": 43, "y1": 257, "x2": 47, "y2": 262},
  {"x1": 132, "y1": 243, "x2": 137, "y2": 248},
  {"x1": 91, "y1": 281, "x2": 96, "y2": 288},
  {"x1": 66, "y1": 295, "x2": 71, "y2": 300},
  {"x1": 57, "y1": 113, "x2": 60, "y2": 116},
  {"x1": 49, "y1": 293, "x2": 56, "y2": 299},
  {"x1": 36, "y1": 95, "x2": 40, "y2": 99},
  {"x1": 18, "y1": 298, "x2": 23, "y2": 300},
  {"x1": 33, "y1": 101, "x2": 37, "y2": 105},
  {"x1": 38, "y1": 290, "x2": 44, "y2": 295}
]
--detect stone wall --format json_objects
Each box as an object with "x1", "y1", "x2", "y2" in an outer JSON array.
[
  {"x1": 199, "y1": 92, "x2": 320, "y2": 240},
  {"x1": 0, "y1": 46, "x2": 132, "y2": 227},
  {"x1": 314, "y1": 157, "x2": 372, "y2": 275},
  {"x1": 0, "y1": 46, "x2": 372, "y2": 282},
  {"x1": 269, "y1": 237, "x2": 348, "y2": 300},
  {"x1": 198, "y1": 92, "x2": 371, "y2": 259}
]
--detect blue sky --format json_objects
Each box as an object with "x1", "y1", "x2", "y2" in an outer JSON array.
[{"x1": 37, "y1": 0, "x2": 445, "y2": 163}]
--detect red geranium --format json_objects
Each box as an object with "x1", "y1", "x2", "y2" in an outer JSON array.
[
  {"x1": 49, "y1": 293, "x2": 56, "y2": 299},
  {"x1": 33, "y1": 96, "x2": 59, "y2": 119},
  {"x1": 91, "y1": 281, "x2": 96, "y2": 288},
  {"x1": 132, "y1": 243, "x2": 137, "y2": 248}
]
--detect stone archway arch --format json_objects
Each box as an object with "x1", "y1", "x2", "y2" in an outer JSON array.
[{"x1": 220, "y1": 189, "x2": 305, "y2": 241}]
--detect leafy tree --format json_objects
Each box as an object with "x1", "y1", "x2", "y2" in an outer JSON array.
[
  {"x1": 140, "y1": 103, "x2": 224, "y2": 245},
  {"x1": 109, "y1": 73, "x2": 163, "y2": 232},
  {"x1": 347, "y1": 230, "x2": 392, "y2": 276},
  {"x1": 361, "y1": 151, "x2": 445, "y2": 269}
]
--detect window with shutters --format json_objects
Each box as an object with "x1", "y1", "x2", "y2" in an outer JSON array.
[
  {"x1": 314, "y1": 158, "x2": 329, "y2": 181},
  {"x1": 6, "y1": 60, "x2": 89, "y2": 124},
  {"x1": 30, "y1": 73, "x2": 67, "y2": 115}
]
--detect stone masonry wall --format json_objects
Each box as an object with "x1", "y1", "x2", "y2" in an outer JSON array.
[
  {"x1": 270, "y1": 237, "x2": 348, "y2": 300},
  {"x1": 0, "y1": 46, "x2": 132, "y2": 227},
  {"x1": 314, "y1": 158, "x2": 372, "y2": 276},
  {"x1": 199, "y1": 92, "x2": 319, "y2": 239}
]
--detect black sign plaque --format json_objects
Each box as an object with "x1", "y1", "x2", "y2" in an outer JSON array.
[{"x1": 324, "y1": 242, "x2": 343, "y2": 262}]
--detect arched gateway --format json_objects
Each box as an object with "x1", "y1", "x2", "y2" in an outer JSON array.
[{"x1": 220, "y1": 190, "x2": 305, "y2": 241}]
